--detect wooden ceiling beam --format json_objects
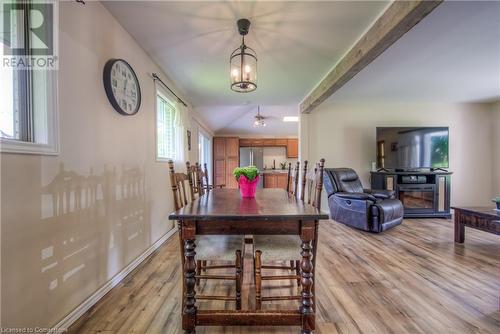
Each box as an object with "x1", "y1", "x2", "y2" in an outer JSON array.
[{"x1": 300, "y1": 0, "x2": 443, "y2": 114}]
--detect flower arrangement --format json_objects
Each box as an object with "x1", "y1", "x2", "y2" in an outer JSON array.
[
  {"x1": 492, "y1": 197, "x2": 500, "y2": 210},
  {"x1": 233, "y1": 166, "x2": 260, "y2": 198}
]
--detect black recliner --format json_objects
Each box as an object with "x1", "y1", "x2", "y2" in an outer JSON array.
[{"x1": 324, "y1": 168, "x2": 403, "y2": 233}]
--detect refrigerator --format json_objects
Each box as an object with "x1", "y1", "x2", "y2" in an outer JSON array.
[{"x1": 239, "y1": 147, "x2": 264, "y2": 188}]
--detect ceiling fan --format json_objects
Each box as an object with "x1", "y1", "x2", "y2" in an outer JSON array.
[{"x1": 253, "y1": 106, "x2": 266, "y2": 127}]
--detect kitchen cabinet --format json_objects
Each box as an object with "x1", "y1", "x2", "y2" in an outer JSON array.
[
  {"x1": 263, "y1": 173, "x2": 288, "y2": 190},
  {"x1": 263, "y1": 139, "x2": 276, "y2": 146},
  {"x1": 275, "y1": 139, "x2": 288, "y2": 146},
  {"x1": 239, "y1": 138, "x2": 297, "y2": 149},
  {"x1": 263, "y1": 174, "x2": 277, "y2": 188},
  {"x1": 213, "y1": 137, "x2": 239, "y2": 188},
  {"x1": 276, "y1": 173, "x2": 288, "y2": 189},
  {"x1": 226, "y1": 137, "x2": 239, "y2": 158},
  {"x1": 286, "y1": 139, "x2": 298, "y2": 158},
  {"x1": 239, "y1": 139, "x2": 252, "y2": 147},
  {"x1": 226, "y1": 158, "x2": 239, "y2": 189}
]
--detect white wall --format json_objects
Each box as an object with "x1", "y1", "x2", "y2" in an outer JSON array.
[
  {"x1": 262, "y1": 147, "x2": 297, "y2": 170},
  {"x1": 492, "y1": 101, "x2": 500, "y2": 196},
  {"x1": 0, "y1": 1, "x2": 203, "y2": 328},
  {"x1": 300, "y1": 101, "x2": 495, "y2": 207}
]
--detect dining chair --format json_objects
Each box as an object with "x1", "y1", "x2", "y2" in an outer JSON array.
[
  {"x1": 253, "y1": 158, "x2": 325, "y2": 310},
  {"x1": 169, "y1": 160, "x2": 244, "y2": 309},
  {"x1": 199, "y1": 163, "x2": 225, "y2": 194},
  {"x1": 186, "y1": 162, "x2": 202, "y2": 196},
  {"x1": 286, "y1": 161, "x2": 300, "y2": 197}
]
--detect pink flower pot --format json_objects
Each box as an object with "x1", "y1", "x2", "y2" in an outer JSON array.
[{"x1": 238, "y1": 175, "x2": 259, "y2": 198}]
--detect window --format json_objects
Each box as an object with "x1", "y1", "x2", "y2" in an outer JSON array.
[
  {"x1": 156, "y1": 90, "x2": 176, "y2": 160},
  {"x1": 0, "y1": 1, "x2": 58, "y2": 154},
  {"x1": 198, "y1": 131, "x2": 211, "y2": 178}
]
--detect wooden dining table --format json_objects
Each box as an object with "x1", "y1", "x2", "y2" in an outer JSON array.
[{"x1": 168, "y1": 188, "x2": 329, "y2": 333}]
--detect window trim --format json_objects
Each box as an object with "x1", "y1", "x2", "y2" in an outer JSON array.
[
  {"x1": 155, "y1": 83, "x2": 176, "y2": 162},
  {"x1": 0, "y1": 70, "x2": 59, "y2": 155}
]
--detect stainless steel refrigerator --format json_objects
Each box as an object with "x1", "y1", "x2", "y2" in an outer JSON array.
[{"x1": 239, "y1": 147, "x2": 264, "y2": 188}]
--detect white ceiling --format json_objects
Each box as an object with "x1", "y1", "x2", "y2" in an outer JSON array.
[
  {"x1": 103, "y1": 0, "x2": 390, "y2": 134},
  {"x1": 104, "y1": 1, "x2": 500, "y2": 135},
  {"x1": 197, "y1": 104, "x2": 299, "y2": 136},
  {"x1": 328, "y1": 1, "x2": 500, "y2": 104}
]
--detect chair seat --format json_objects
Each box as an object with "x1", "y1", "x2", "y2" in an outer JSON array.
[
  {"x1": 196, "y1": 235, "x2": 244, "y2": 261},
  {"x1": 253, "y1": 235, "x2": 302, "y2": 261}
]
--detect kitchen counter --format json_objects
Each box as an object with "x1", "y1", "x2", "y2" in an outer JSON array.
[{"x1": 261, "y1": 169, "x2": 289, "y2": 174}]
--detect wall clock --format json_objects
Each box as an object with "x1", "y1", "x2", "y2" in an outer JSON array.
[{"x1": 103, "y1": 59, "x2": 141, "y2": 116}]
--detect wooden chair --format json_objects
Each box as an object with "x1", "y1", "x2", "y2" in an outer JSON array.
[
  {"x1": 186, "y1": 162, "x2": 202, "y2": 196},
  {"x1": 286, "y1": 161, "x2": 300, "y2": 197},
  {"x1": 169, "y1": 160, "x2": 244, "y2": 309},
  {"x1": 253, "y1": 159, "x2": 325, "y2": 310},
  {"x1": 199, "y1": 163, "x2": 224, "y2": 194}
]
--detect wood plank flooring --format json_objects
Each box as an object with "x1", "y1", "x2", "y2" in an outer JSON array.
[{"x1": 69, "y1": 218, "x2": 500, "y2": 333}]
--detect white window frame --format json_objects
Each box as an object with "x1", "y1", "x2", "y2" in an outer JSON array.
[
  {"x1": 155, "y1": 83, "x2": 177, "y2": 162},
  {"x1": 0, "y1": 1, "x2": 59, "y2": 155},
  {"x1": 0, "y1": 71, "x2": 59, "y2": 155}
]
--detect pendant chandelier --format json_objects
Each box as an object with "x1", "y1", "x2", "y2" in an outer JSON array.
[{"x1": 230, "y1": 18, "x2": 257, "y2": 93}]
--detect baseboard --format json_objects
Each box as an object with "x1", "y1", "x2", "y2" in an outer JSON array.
[{"x1": 52, "y1": 227, "x2": 178, "y2": 331}]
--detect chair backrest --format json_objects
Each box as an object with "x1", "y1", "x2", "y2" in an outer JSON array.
[
  {"x1": 287, "y1": 161, "x2": 300, "y2": 197},
  {"x1": 168, "y1": 160, "x2": 195, "y2": 210},
  {"x1": 302, "y1": 159, "x2": 325, "y2": 210},
  {"x1": 201, "y1": 163, "x2": 210, "y2": 193},
  {"x1": 300, "y1": 160, "x2": 309, "y2": 201},
  {"x1": 328, "y1": 168, "x2": 363, "y2": 193},
  {"x1": 186, "y1": 162, "x2": 204, "y2": 196}
]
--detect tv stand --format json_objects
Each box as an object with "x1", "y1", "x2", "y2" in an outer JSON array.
[
  {"x1": 370, "y1": 170, "x2": 452, "y2": 219},
  {"x1": 430, "y1": 167, "x2": 448, "y2": 172}
]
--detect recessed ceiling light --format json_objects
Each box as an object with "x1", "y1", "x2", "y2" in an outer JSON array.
[{"x1": 283, "y1": 116, "x2": 299, "y2": 122}]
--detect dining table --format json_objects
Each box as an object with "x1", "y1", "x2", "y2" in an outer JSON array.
[{"x1": 168, "y1": 188, "x2": 329, "y2": 333}]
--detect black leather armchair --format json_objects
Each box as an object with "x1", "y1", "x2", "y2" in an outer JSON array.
[{"x1": 324, "y1": 168, "x2": 403, "y2": 233}]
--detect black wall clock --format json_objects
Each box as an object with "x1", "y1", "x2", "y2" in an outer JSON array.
[{"x1": 103, "y1": 59, "x2": 141, "y2": 116}]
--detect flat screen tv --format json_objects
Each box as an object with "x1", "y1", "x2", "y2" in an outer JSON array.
[{"x1": 376, "y1": 127, "x2": 449, "y2": 170}]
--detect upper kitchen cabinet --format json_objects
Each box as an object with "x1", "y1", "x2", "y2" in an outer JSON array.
[
  {"x1": 226, "y1": 137, "x2": 239, "y2": 158},
  {"x1": 275, "y1": 138, "x2": 288, "y2": 146},
  {"x1": 238, "y1": 137, "x2": 298, "y2": 151},
  {"x1": 286, "y1": 139, "x2": 298, "y2": 158}
]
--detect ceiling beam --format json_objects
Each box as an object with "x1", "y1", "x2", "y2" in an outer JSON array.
[{"x1": 299, "y1": 0, "x2": 443, "y2": 114}]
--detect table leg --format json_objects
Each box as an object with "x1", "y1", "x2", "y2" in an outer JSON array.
[
  {"x1": 183, "y1": 230, "x2": 197, "y2": 333},
  {"x1": 454, "y1": 211, "x2": 465, "y2": 243},
  {"x1": 300, "y1": 222, "x2": 315, "y2": 334}
]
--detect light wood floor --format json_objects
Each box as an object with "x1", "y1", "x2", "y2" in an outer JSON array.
[{"x1": 70, "y1": 218, "x2": 500, "y2": 333}]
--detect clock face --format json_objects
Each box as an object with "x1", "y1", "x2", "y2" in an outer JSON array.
[{"x1": 103, "y1": 59, "x2": 141, "y2": 115}]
